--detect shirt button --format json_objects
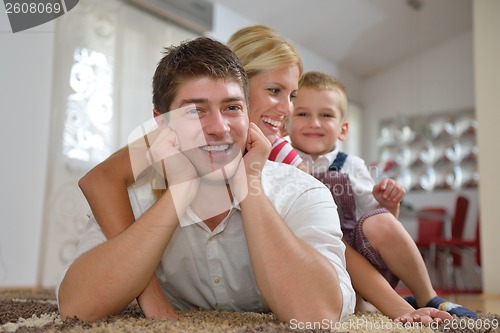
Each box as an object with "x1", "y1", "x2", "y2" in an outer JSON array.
[{"x1": 213, "y1": 277, "x2": 220, "y2": 284}]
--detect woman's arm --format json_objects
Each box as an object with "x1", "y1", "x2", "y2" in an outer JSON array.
[
  {"x1": 58, "y1": 188, "x2": 181, "y2": 321},
  {"x1": 79, "y1": 147, "x2": 137, "y2": 237},
  {"x1": 79, "y1": 128, "x2": 163, "y2": 237},
  {"x1": 78, "y1": 137, "x2": 177, "y2": 320},
  {"x1": 60, "y1": 130, "x2": 197, "y2": 321}
]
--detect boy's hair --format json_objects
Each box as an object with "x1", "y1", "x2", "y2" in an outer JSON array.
[
  {"x1": 152, "y1": 37, "x2": 249, "y2": 114},
  {"x1": 227, "y1": 25, "x2": 303, "y2": 79},
  {"x1": 299, "y1": 71, "x2": 348, "y2": 118}
]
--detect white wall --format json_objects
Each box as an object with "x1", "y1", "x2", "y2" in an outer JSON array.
[
  {"x1": 206, "y1": 3, "x2": 364, "y2": 101},
  {"x1": 474, "y1": 0, "x2": 500, "y2": 294},
  {"x1": 361, "y1": 30, "x2": 474, "y2": 164},
  {"x1": 0, "y1": 12, "x2": 54, "y2": 286},
  {"x1": 361, "y1": 31, "x2": 478, "y2": 240}
]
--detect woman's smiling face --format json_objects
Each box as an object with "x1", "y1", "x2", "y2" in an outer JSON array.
[{"x1": 248, "y1": 65, "x2": 300, "y2": 143}]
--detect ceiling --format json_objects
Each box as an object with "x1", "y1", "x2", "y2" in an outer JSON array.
[{"x1": 208, "y1": 0, "x2": 472, "y2": 79}]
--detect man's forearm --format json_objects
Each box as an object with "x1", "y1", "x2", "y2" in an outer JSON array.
[
  {"x1": 240, "y1": 183, "x2": 343, "y2": 323},
  {"x1": 58, "y1": 190, "x2": 180, "y2": 321}
]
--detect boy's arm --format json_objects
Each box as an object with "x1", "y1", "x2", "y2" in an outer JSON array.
[
  {"x1": 372, "y1": 178, "x2": 405, "y2": 217},
  {"x1": 347, "y1": 156, "x2": 404, "y2": 218},
  {"x1": 344, "y1": 242, "x2": 451, "y2": 323},
  {"x1": 296, "y1": 161, "x2": 310, "y2": 173}
]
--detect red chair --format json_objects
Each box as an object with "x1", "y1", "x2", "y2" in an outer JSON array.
[
  {"x1": 414, "y1": 207, "x2": 447, "y2": 282},
  {"x1": 429, "y1": 195, "x2": 476, "y2": 291},
  {"x1": 431, "y1": 214, "x2": 481, "y2": 292},
  {"x1": 415, "y1": 207, "x2": 447, "y2": 250}
]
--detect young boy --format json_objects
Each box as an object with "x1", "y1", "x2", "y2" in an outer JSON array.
[
  {"x1": 56, "y1": 39, "x2": 355, "y2": 323},
  {"x1": 288, "y1": 71, "x2": 477, "y2": 319}
]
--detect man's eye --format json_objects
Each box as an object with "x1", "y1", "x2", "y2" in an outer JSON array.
[
  {"x1": 185, "y1": 108, "x2": 200, "y2": 117},
  {"x1": 227, "y1": 105, "x2": 242, "y2": 112},
  {"x1": 295, "y1": 112, "x2": 307, "y2": 117}
]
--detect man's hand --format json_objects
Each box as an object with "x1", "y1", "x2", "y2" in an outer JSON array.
[
  {"x1": 147, "y1": 127, "x2": 195, "y2": 185},
  {"x1": 137, "y1": 275, "x2": 178, "y2": 320},
  {"x1": 243, "y1": 122, "x2": 272, "y2": 179},
  {"x1": 147, "y1": 126, "x2": 199, "y2": 217},
  {"x1": 372, "y1": 178, "x2": 405, "y2": 213},
  {"x1": 394, "y1": 307, "x2": 452, "y2": 324},
  {"x1": 229, "y1": 123, "x2": 270, "y2": 203}
]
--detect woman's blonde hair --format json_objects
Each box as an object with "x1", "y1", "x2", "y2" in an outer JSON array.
[{"x1": 227, "y1": 25, "x2": 303, "y2": 79}]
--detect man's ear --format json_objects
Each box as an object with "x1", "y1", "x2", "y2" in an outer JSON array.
[
  {"x1": 153, "y1": 108, "x2": 167, "y2": 128},
  {"x1": 338, "y1": 121, "x2": 349, "y2": 142}
]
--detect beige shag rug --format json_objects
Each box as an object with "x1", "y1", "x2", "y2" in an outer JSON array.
[{"x1": 1, "y1": 289, "x2": 498, "y2": 332}]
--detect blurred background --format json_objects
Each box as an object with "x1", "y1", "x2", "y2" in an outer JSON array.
[{"x1": 0, "y1": 0, "x2": 498, "y2": 294}]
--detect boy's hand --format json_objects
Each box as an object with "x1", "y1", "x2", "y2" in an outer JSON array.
[
  {"x1": 372, "y1": 178, "x2": 405, "y2": 211},
  {"x1": 394, "y1": 307, "x2": 452, "y2": 324}
]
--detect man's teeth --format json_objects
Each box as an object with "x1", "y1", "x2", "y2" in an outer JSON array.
[
  {"x1": 202, "y1": 144, "x2": 229, "y2": 152},
  {"x1": 262, "y1": 117, "x2": 281, "y2": 127}
]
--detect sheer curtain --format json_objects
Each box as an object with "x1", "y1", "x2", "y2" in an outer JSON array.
[{"x1": 38, "y1": 0, "x2": 196, "y2": 287}]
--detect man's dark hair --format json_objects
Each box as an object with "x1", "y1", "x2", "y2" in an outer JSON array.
[{"x1": 152, "y1": 37, "x2": 249, "y2": 114}]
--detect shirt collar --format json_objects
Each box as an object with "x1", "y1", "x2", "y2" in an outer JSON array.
[
  {"x1": 186, "y1": 200, "x2": 241, "y2": 234},
  {"x1": 294, "y1": 146, "x2": 340, "y2": 174}
]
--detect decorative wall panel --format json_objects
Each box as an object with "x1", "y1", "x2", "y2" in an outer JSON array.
[{"x1": 377, "y1": 109, "x2": 478, "y2": 192}]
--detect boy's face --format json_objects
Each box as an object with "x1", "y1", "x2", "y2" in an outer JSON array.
[
  {"x1": 167, "y1": 77, "x2": 249, "y2": 178},
  {"x1": 289, "y1": 87, "x2": 348, "y2": 160},
  {"x1": 248, "y1": 65, "x2": 300, "y2": 143}
]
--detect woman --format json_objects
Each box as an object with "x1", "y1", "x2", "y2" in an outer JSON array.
[{"x1": 228, "y1": 25, "x2": 308, "y2": 171}]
